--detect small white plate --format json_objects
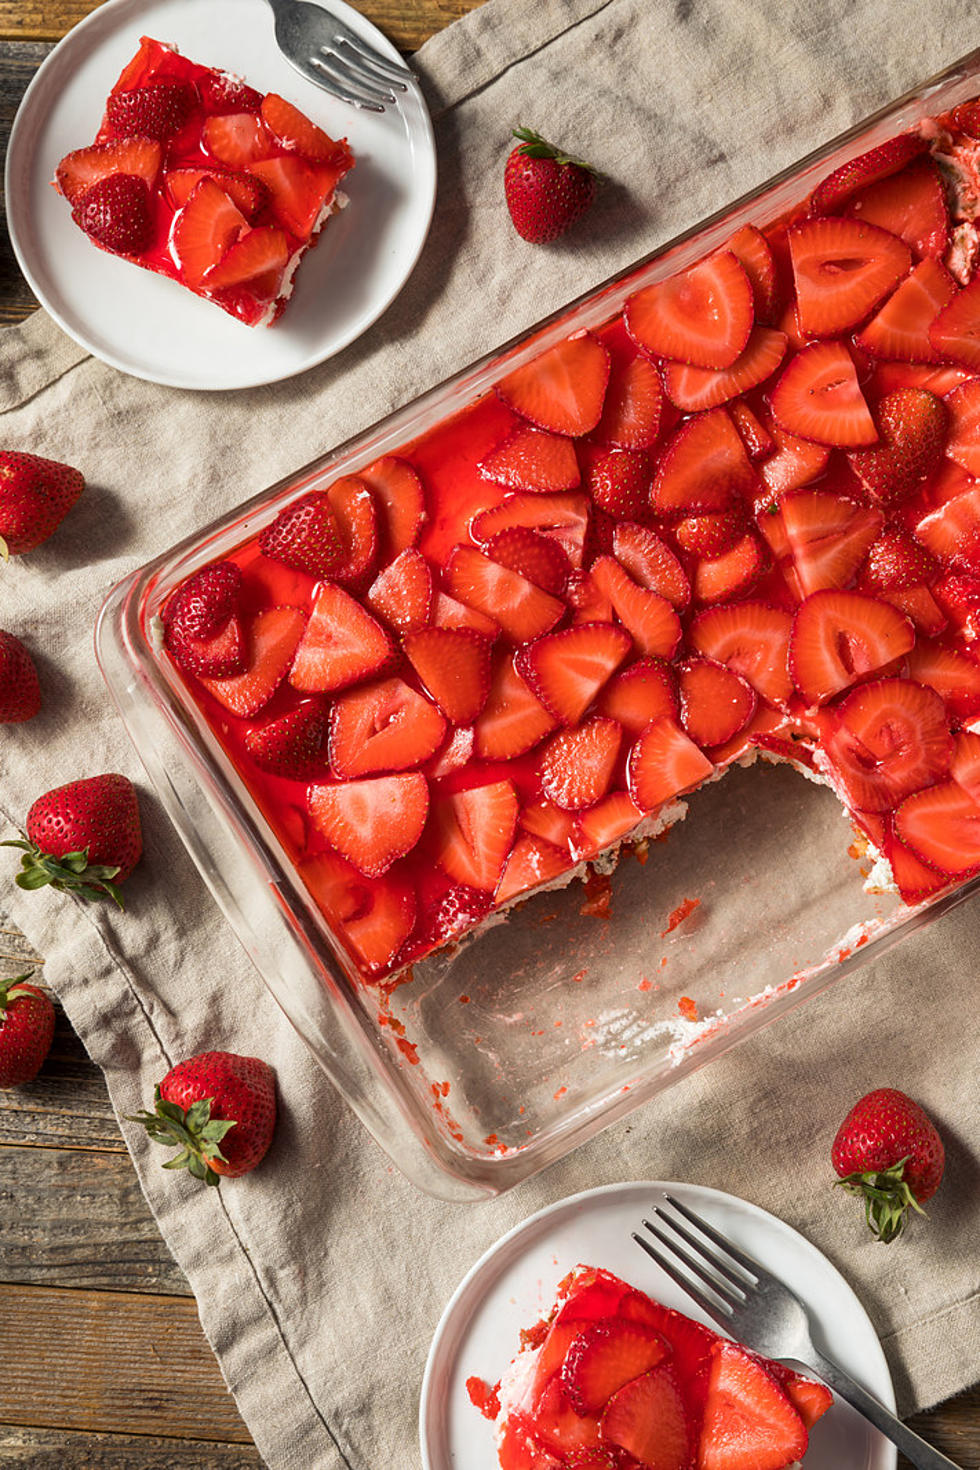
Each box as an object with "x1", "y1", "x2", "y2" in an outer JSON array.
[
  {"x1": 420, "y1": 1181, "x2": 897, "y2": 1470},
  {"x1": 5, "y1": 0, "x2": 436, "y2": 389}
]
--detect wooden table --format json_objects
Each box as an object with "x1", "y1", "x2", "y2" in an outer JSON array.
[{"x1": 0, "y1": 3, "x2": 977, "y2": 1464}]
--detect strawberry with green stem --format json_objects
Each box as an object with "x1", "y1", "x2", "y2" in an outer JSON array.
[
  {"x1": 4, "y1": 773, "x2": 142, "y2": 907},
  {"x1": 504, "y1": 127, "x2": 597, "y2": 243},
  {"x1": 0, "y1": 971, "x2": 56, "y2": 1089},
  {"x1": 832, "y1": 1087, "x2": 945, "y2": 1241},
  {"x1": 129, "y1": 1051, "x2": 277, "y2": 1185}
]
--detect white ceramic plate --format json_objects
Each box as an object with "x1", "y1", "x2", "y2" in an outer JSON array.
[
  {"x1": 420, "y1": 1181, "x2": 897, "y2": 1470},
  {"x1": 5, "y1": 0, "x2": 436, "y2": 389}
]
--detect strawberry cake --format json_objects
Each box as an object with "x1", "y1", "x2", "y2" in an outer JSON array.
[
  {"x1": 54, "y1": 36, "x2": 353, "y2": 327},
  {"x1": 471, "y1": 1265, "x2": 833, "y2": 1469},
  {"x1": 156, "y1": 99, "x2": 980, "y2": 986}
]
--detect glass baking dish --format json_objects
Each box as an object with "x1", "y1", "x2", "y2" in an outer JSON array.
[{"x1": 96, "y1": 49, "x2": 980, "y2": 1201}]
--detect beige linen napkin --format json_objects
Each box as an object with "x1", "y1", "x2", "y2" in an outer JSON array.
[{"x1": 2, "y1": 2, "x2": 979, "y2": 1465}]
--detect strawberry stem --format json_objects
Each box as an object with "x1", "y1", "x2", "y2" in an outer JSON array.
[
  {"x1": 511, "y1": 126, "x2": 597, "y2": 174},
  {"x1": 834, "y1": 1156, "x2": 925, "y2": 1242},
  {"x1": 0, "y1": 970, "x2": 36, "y2": 1017},
  {"x1": 127, "y1": 1087, "x2": 237, "y2": 1188},
  {"x1": 2, "y1": 839, "x2": 124, "y2": 908}
]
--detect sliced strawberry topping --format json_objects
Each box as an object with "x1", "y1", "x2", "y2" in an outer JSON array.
[
  {"x1": 300, "y1": 851, "x2": 415, "y2": 977},
  {"x1": 688, "y1": 601, "x2": 793, "y2": 708},
  {"x1": 809, "y1": 132, "x2": 927, "y2": 214},
  {"x1": 71, "y1": 173, "x2": 154, "y2": 255},
  {"x1": 662, "y1": 327, "x2": 787, "y2": 413},
  {"x1": 517, "y1": 622, "x2": 631, "y2": 724},
  {"x1": 445, "y1": 545, "x2": 565, "y2": 641},
  {"x1": 329, "y1": 677, "x2": 446, "y2": 778},
  {"x1": 432, "y1": 780, "x2": 519, "y2": 890},
  {"x1": 757, "y1": 419, "x2": 830, "y2": 498},
  {"x1": 818, "y1": 677, "x2": 953, "y2": 812},
  {"x1": 590, "y1": 555, "x2": 682, "y2": 657},
  {"x1": 692, "y1": 532, "x2": 767, "y2": 604},
  {"x1": 539, "y1": 717, "x2": 622, "y2": 810},
  {"x1": 260, "y1": 92, "x2": 348, "y2": 163},
  {"x1": 531, "y1": 1378, "x2": 604, "y2": 1458},
  {"x1": 951, "y1": 728, "x2": 980, "y2": 803},
  {"x1": 845, "y1": 155, "x2": 949, "y2": 258},
  {"x1": 198, "y1": 72, "x2": 263, "y2": 114},
  {"x1": 366, "y1": 547, "x2": 432, "y2": 633},
  {"x1": 471, "y1": 491, "x2": 590, "y2": 568},
  {"x1": 309, "y1": 773, "x2": 428, "y2": 877},
  {"x1": 480, "y1": 425, "x2": 580, "y2": 493},
  {"x1": 575, "y1": 790, "x2": 645, "y2": 858},
  {"x1": 473, "y1": 654, "x2": 558, "y2": 760},
  {"x1": 105, "y1": 80, "x2": 196, "y2": 141},
  {"x1": 601, "y1": 1363, "x2": 690, "y2": 1470},
  {"x1": 203, "y1": 224, "x2": 289, "y2": 292},
  {"x1": 722, "y1": 223, "x2": 779, "y2": 321},
  {"x1": 403, "y1": 626, "x2": 492, "y2": 725},
  {"x1": 202, "y1": 606, "x2": 306, "y2": 716},
  {"x1": 497, "y1": 334, "x2": 610, "y2": 436},
  {"x1": 934, "y1": 570, "x2": 980, "y2": 637},
  {"x1": 586, "y1": 449, "x2": 651, "y2": 520},
  {"x1": 628, "y1": 717, "x2": 715, "y2": 809},
  {"x1": 625, "y1": 252, "x2": 754, "y2": 369},
  {"x1": 593, "y1": 353, "x2": 663, "y2": 448},
  {"x1": 651, "y1": 407, "x2": 757, "y2": 515},
  {"x1": 163, "y1": 560, "x2": 243, "y2": 638},
  {"x1": 325, "y1": 475, "x2": 378, "y2": 587},
  {"x1": 678, "y1": 657, "x2": 757, "y2": 748},
  {"x1": 789, "y1": 589, "x2": 915, "y2": 705},
  {"x1": 929, "y1": 275, "x2": 980, "y2": 368},
  {"x1": 894, "y1": 780, "x2": 980, "y2": 877},
  {"x1": 767, "y1": 1364, "x2": 834, "y2": 1432},
  {"x1": 356, "y1": 456, "x2": 426, "y2": 557},
  {"x1": 257, "y1": 491, "x2": 343, "y2": 579},
  {"x1": 847, "y1": 388, "x2": 946, "y2": 503},
  {"x1": 780, "y1": 490, "x2": 883, "y2": 596},
  {"x1": 244, "y1": 700, "x2": 327, "y2": 779},
  {"x1": 697, "y1": 1339, "x2": 808, "y2": 1470},
  {"x1": 612, "y1": 523, "x2": 691, "y2": 608},
  {"x1": 943, "y1": 379, "x2": 980, "y2": 477},
  {"x1": 561, "y1": 1318, "x2": 669, "y2": 1416},
  {"x1": 166, "y1": 612, "x2": 245, "y2": 679},
  {"x1": 882, "y1": 583, "x2": 948, "y2": 636},
  {"x1": 789, "y1": 216, "x2": 910, "y2": 337},
  {"x1": 484, "y1": 526, "x2": 571, "y2": 594},
  {"x1": 289, "y1": 583, "x2": 392, "y2": 693},
  {"x1": 247, "y1": 155, "x2": 343, "y2": 236},
  {"x1": 674, "y1": 509, "x2": 747, "y2": 559},
  {"x1": 862, "y1": 528, "x2": 938, "y2": 592},
  {"x1": 770, "y1": 341, "x2": 876, "y2": 447},
  {"x1": 496, "y1": 832, "x2": 570, "y2": 905},
  {"x1": 173, "y1": 177, "x2": 247, "y2": 288},
  {"x1": 906, "y1": 639, "x2": 980, "y2": 720},
  {"x1": 596, "y1": 658, "x2": 678, "y2": 735},
  {"x1": 856, "y1": 257, "x2": 956, "y2": 363},
  {"x1": 431, "y1": 589, "x2": 499, "y2": 639},
  {"x1": 166, "y1": 167, "x2": 267, "y2": 219},
  {"x1": 915, "y1": 486, "x2": 980, "y2": 567},
  {"x1": 520, "y1": 799, "x2": 578, "y2": 853},
  {"x1": 567, "y1": 568, "x2": 614, "y2": 624},
  {"x1": 202, "y1": 112, "x2": 275, "y2": 168},
  {"x1": 730, "y1": 400, "x2": 775, "y2": 460},
  {"x1": 55, "y1": 137, "x2": 162, "y2": 203}
]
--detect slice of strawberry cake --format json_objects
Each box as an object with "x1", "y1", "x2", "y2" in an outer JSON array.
[
  {"x1": 54, "y1": 36, "x2": 353, "y2": 326},
  {"x1": 472, "y1": 1265, "x2": 833, "y2": 1470}
]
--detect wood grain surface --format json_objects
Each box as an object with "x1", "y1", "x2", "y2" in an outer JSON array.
[{"x1": 0, "y1": 4, "x2": 977, "y2": 1466}]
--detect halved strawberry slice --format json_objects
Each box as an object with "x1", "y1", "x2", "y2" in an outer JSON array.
[
  {"x1": 329, "y1": 676, "x2": 446, "y2": 778},
  {"x1": 202, "y1": 112, "x2": 276, "y2": 168},
  {"x1": 356, "y1": 456, "x2": 426, "y2": 557},
  {"x1": 244, "y1": 700, "x2": 327, "y2": 779},
  {"x1": 592, "y1": 353, "x2": 663, "y2": 448},
  {"x1": 788, "y1": 217, "x2": 910, "y2": 337},
  {"x1": 934, "y1": 570, "x2": 980, "y2": 637},
  {"x1": 855, "y1": 257, "x2": 956, "y2": 361},
  {"x1": 431, "y1": 780, "x2": 519, "y2": 890},
  {"x1": 431, "y1": 590, "x2": 499, "y2": 639},
  {"x1": 173, "y1": 179, "x2": 248, "y2": 287},
  {"x1": 692, "y1": 532, "x2": 767, "y2": 604},
  {"x1": 730, "y1": 400, "x2": 775, "y2": 460},
  {"x1": 847, "y1": 388, "x2": 946, "y2": 503},
  {"x1": 767, "y1": 1364, "x2": 834, "y2": 1432},
  {"x1": 915, "y1": 486, "x2": 980, "y2": 567},
  {"x1": 445, "y1": 545, "x2": 565, "y2": 641},
  {"x1": 574, "y1": 790, "x2": 645, "y2": 858},
  {"x1": 166, "y1": 612, "x2": 245, "y2": 679},
  {"x1": 689, "y1": 601, "x2": 794, "y2": 707},
  {"x1": 289, "y1": 583, "x2": 392, "y2": 693},
  {"x1": 894, "y1": 780, "x2": 980, "y2": 877},
  {"x1": 590, "y1": 555, "x2": 683, "y2": 657},
  {"x1": 951, "y1": 729, "x2": 980, "y2": 803},
  {"x1": 473, "y1": 653, "x2": 557, "y2": 760},
  {"x1": 403, "y1": 626, "x2": 492, "y2": 725},
  {"x1": 258, "y1": 491, "x2": 344, "y2": 580},
  {"x1": 427, "y1": 726, "x2": 474, "y2": 779},
  {"x1": 260, "y1": 92, "x2": 348, "y2": 163},
  {"x1": 906, "y1": 639, "x2": 980, "y2": 720},
  {"x1": 881, "y1": 583, "x2": 948, "y2": 637},
  {"x1": 517, "y1": 622, "x2": 631, "y2": 724},
  {"x1": 789, "y1": 589, "x2": 915, "y2": 706},
  {"x1": 651, "y1": 406, "x2": 758, "y2": 515},
  {"x1": 678, "y1": 657, "x2": 757, "y2": 749},
  {"x1": 471, "y1": 491, "x2": 590, "y2": 568},
  {"x1": 479, "y1": 425, "x2": 580, "y2": 493},
  {"x1": 929, "y1": 275, "x2": 980, "y2": 368},
  {"x1": 247, "y1": 155, "x2": 344, "y2": 236},
  {"x1": 770, "y1": 341, "x2": 876, "y2": 447},
  {"x1": 809, "y1": 132, "x2": 927, "y2": 214},
  {"x1": 198, "y1": 73, "x2": 263, "y2": 114},
  {"x1": 625, "y1": 252, "x2": 754, "y2": 369},
  {"x1": 698, "y1": 1338, "x2": 808, "y2": 1470},
  {"x1": 539, "y1": 717, "x2": 622, "y2": 811},
  {"x1": 845, "y1": 155, "x2": 949, "y2": 258},
  {"x1": 202, "y1": 605, "x2": 306, "y2": 716},
  {"x1": 496, "y1": 333, "x2": 610, "y2": 436},
  {"x1": 300, "y1": 850, "x2": 416, "y2": 977},
  {"x1": 366, "y1": 547, "x2": 432, "y2": 633},
  {"x1": 585, "y1": 449, "x2": 651, "y2": 520},
  {"x1": 484, "y1": 525, "x2": 571, "y2": 595},
  {"x1": 561, "y1": 1318, "x2": 669, "y2": 1416},
  {"x1": 325, "y1": 475, "x2": 378, "y2": 587},
  {"x1": 628, "y1": 717, "x2": 715, "y2": 809},
  {"x1": 495, "y1": 832, "x2": 570, "y2": 905},
  {"x1": 520, "y1": 798, "x2": 579, "y2": 853},
  {"x1": 817, "y1": 677, "x2": 953, "y2": 812},
  {"x1": 612, "y1": 523, "x2": 690, "y2": 608},
  {"x1": 601, "y1": 1364, "x2": 690, "y2": 1470},
  {"x1": 674, "y1": 509, "x2": 746, "y2": 559},
  {"x1": 203, "y1": 224, "x2": 289, "y2": 292},
  {"x1": 166, "y1": 167, "x2": 267, "y2": 219},
  {"x1": 780, "y1": 490, "x2": 883, "y2": 596},
  {"x1": 531, "y1": 1378, "x2": 604, "y2": 1458},
  {"x1": 757, "y1": 419, "x2": 830, "y2": 499},
  {"x1": 942, "y1": 379, "x2": 980, "y2": 476},
  {"x1": 309, "y1": 773, "x2": 428, "y2": 878},
  {"x1": 55, "y1": 136, "x2": 162, "y2": 203},
  {"x1": 861, "y1": 528, "x2": 938, "y2": 592},
  {"x1": 722, "y1": 223, "x2": 779, "y2": 321},
  {"x1": 596, "y1": 657, "x2": 678, "y2": 735},
  {"x1": 566, "y1": 568, "x2": 614, "y2": 624},
  {"x1": 661, "y1": 327, "x2": 787, "y2": 413}
]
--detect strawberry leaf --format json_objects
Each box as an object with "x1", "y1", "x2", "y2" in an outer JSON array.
[
  {"x1": 126, "y1": 1086, "x2": 235, "y2": 1187},
  {"x1": 2, "y1": 839, "x2": 125, "y2": 907},
  {"x1": 834, "y1": 1156, "x2": 925, "y2": 1242}
]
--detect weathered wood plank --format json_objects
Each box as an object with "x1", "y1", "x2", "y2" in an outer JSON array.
[
  {"x1": 0, "y1": 1283, "x2": 253, "y2": 1442},
  {"x1": 0, "y1": 1425, "x2": 263, "y2": 1466},
  {"x1": 902, "y1": 1386, "x2": 980, "y2": 1469},
  {"x1": 0, "y1": 1144, "x2": 191, "y2": 1295}
]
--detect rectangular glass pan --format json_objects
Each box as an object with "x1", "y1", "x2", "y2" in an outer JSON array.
[{"x1": 97, "y1": 50, "x2": 980, "y2": 1201}]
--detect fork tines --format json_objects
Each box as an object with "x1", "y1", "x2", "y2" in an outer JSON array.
[
  {"x1": 632, "y1": 1193, "x2": 763, "y2": 1324},
  {"x1": 312, "y1": 38, "x2": 411, "y2": 110}
]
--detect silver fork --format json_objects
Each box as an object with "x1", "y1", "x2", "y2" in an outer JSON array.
[
  {"x1": 633, "y1": 1194, "x2": 962, "y2": 1470},
  {"x1": 263, "y1": 0, "x2": 415, "y2": 113}
]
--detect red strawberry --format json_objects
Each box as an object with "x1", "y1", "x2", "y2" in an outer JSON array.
[
  {"x1": 203, "y1": 225, "x2": 289, "y2": 292},
  {"x1": 259, "y1": 491, "x2": 345, "y2": 580},
  {"x1": 881, "y1": 583, "x2": 947, "y2": 637},
  {"x1": 651, "y1": 407, "x2": 757, "y2": 515},
  {"x1": 596, "y1": 658, "x2": 678, "y2": 735},
  {"x1": 260, "y1": 92, "x2": 347, "y2": 163},
  {"x1": 309, "y1": 773, "x2": 428, "y2": 877},
  {"x1": 698, "y1": 1339, "x2": 808, "y2": 1470},
  {"x1": 445, "y1": 545, "x2": 565, "y2": 642},
  {"x1": 862, "y1": 528, "x2": 938, "y2": 591},
  {"x1": 575, "y1": 789, "x2": 644, "y2": 859},
  {"x1": 809, "y1": 132, "x2": 927, "y2": 214},
  {"x1": 906, "y1": 639, "x2": 980, "y2": 721},
  {"x1": 204, "y1": 606, "x2": 306, "y2": 714},
  {"x1": 0, "y1": 449, "x2": 84, "y2": 556},
  {"x1": 593, "y1": 353, "x2": 663, "y2": 448},
  {"x1": 780, "y1": 490, "x2": 883, "y2": 596},
  {"x1": 538, "y1": 717, "x2": 621, "y2": 810},
  {"x1": 674, "y1": 509, "x2": 746, "y2": 559},
  {"x1": 199, "y1": 72, "x2": 263, "y2": 114},
  {"x1": 612, "y1": 522, "x2": 690, "y2": 608},
  {"x1": 770, "y1": 341, "x2": 876, "y2": 447},
  {"x1": 730, "y1": 400, "x2": 775, "y2": 460},
  {"x1": 202, "y1": 112, "x2": 275, "y2": 169},
  {"x1": 164, "y1": 561, "x2": 246, "y2": 679},
  {"x1": 323, "y1": 476, "x2": 378, "y2": 588},
  {"x1": 789, "y1": 216, "x2": 910, "y2": 337},
  {"x1": 403, "y1": 626, "x2": 492, "y2": 725},
  {"x1": 0, "y1": 972, "x2": 56, "y2": 1089},
  {"x1": 757, "y1": 419, "x2": 830, "y2": 499},
  {"x1": 166, "y1": 167, "x2": 268, "y2": 220},
  {"x1": 517, "y1": 622, "x2": 631, "y2": 724},
  {"x1": 105, "y1": 80, "x2": 196, "y2": 140},
  {"x1": 496, "y1": 832, "x2": 570, "y2": 905},
  {"x1": 855, "y1": 258, "x2": 957, "y2": 362},
  {"x1": 691, "y1": 532, "x2": 767, "y2": 604},
  {"x1": 939, "y1": 380, "x2": 980, "y2": 476},
  {"x1": 951, "y1": 729, "x2": 980, "y2": 803},
  {"x1": 288, "y1": 585, "x2": 389, "y2": 694},
  {"x1": 789, "y1": 589, "x2": 915, "y2": 706},
  {"x1": 130, "y1": 1051, "x2": 276, "y2": 1185},
  {"x1": 590, "y1": 556, "x2": 682, "y2": 657},
  {"x1": 845, "y1": 155, "x2": 949, "y2": 258},
  {"x1": 661, "y1": 327, "x2": 787, "y2": 413},
  {"x1": 818, "y1": 678, "x2": 953, "y2": 812},
  {"x1": 470, "y1": 490, "x2": 590, "y2": 568},
  {"x1": 678, "y1": 657, "x2": 757, "y2": 748},
  {"x1": 625, "y1": 252, "x2": 754, "y2": 369},
  {"x1": 566, "y1": 567, "x2": 614, "y2": 624},
  {"x1": 832, "y1": 1086, "x2": 946, "y2": 1241},
  {"x1": 503, "y1": 128, "x2": 597, "y2": 244},
  {"x1": 173, "y1": 177, "x2": 246, "y2": 286},
  {"x1": 847, "y1": 388, "x2": 946, "y2": 503},
  {"x1": 767, "y1": 1365, "x2": 833, "y2": 1431},
  {"x1": 914, "y1": 485, "x2": 980, "y2": 568},
  {"x1": 329, "y1": 677, "x2": 446, "y2": 778},
  {"x1": 689, "y1": 601, "x2": 794, "y2": 708},
  {"x1": 431, "y1": 780, "x2": 519, "y2": 890},
  {"x1": 928, "y1": 275, "x2": 980, "y2": 368},
  {"x1": 722, "y1": 223, "x2": 779, "y2": 320},
  {"x1": 55, "y1": 136, "x2": 162, "y2": 203},
  {"x1": 497, "y1": 334, "x2": 610, "y2": 436},
  {"x1": 366, "y1": 547, "x2": 432, "y2": 633},
  {"x1": 521, "y1": 799, "x2": 578, "y2": 852},
  {"x1": 480, "y1": 426, "x2": 580, "y2": 493},
  {"x1": 586, "y1": 449, "x2": 651, "y2": 519},
  {"x1": 484, "y1": 526, "x2": 571, "y2": 595},
  {"x1": 934, "y1": 572, "x2": 980, "y2": 637},
  {"x1": 601, "y1": 1364, "x2": 689, "y2": 1470},
  {"x1": 244, "y1": 701, "x2": 327, "y2": 779},
  {"x1": 6, "y1": 773, "x2": 142, "y2": 906},
  {"x1": 356, "y1": 456, "x2": 426, "y2": 557},
  {"x1": 247, "y1": 155, "x2": 344, "y2": 236},
  {"x1": 895, "y1": 778, "x2": 980, "y2": 880},
  {"x1": 71, "y1": 172, "x2": 153, "y2": 254},
  {"x1": 431, "y1": 590, "x2": 499, "y2": 639},
  {"x1": 473, "y1": 653, "x2": 557, "y2": 761},
  {"x1": 0, "y1": 631, "x2": 41, "y2": 723},
  {"x1": 561, "y1": 1319, "x2": 669, "y2": 1415},
  {"x1": 531, "y1": 1377, "x2": 604, "y2": 1458},
  {"x1": 165, "y1": 609, "x2": 245, "y2": 680}
]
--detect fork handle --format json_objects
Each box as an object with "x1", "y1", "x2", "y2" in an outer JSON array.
[{"x1": 804, "y1": 1346, "x2": 963, "y2": 1469}]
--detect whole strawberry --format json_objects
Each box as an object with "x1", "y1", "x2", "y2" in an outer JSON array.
[
  {"x1": 832, "y1": 1087, "x2": 945, "y2": 1242},
  {"x1": 129, "y1": 1051, "x2": 277, "y2": 1185},
  {"x1": 0, "y1": 450, "x2": 84, "y2": 557},
  {"x1": 504, "y1": 127, "x2": 597, "y2": 244},
  {"x1": 0, "y1": 630, "x2": 41, "y2": 722},
  {"x1": 4, "y1": 773, "x2": 142, "y2": 907},
  {"x1": 0, "y1": 972, "x2": 56, "y2": 1089}
]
